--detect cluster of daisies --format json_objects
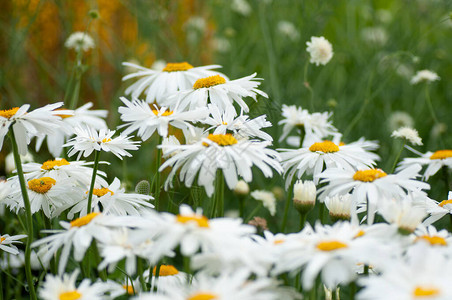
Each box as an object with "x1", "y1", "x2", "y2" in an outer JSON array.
[{"x1": 1, "y1": 37, "x2": 452, "y2": 299}]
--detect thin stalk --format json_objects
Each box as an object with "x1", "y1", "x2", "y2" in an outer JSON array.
[
  {"x1": 442, "y1": 166, "x2": 451, "y2": 191},
  {"x1": 136, "y1": 258, "x2": 147, "y2": 291},
  {"x1": 349, "y1": 282, "x2": 357, "y2": 300},
  {"x1": 238, "y1": 196, "x2": 245, "y2": 219},
  {"x1": 303, "y1": 61, "x2": 315, "y2": 111},
  {"x1": 281, "y1": 185, "x2": 293, "y2": 232},
  {"x1": 9, "y1": 130, "x2": 37, "y2": 300},
  {"x1": 425, "y1": 85, "x2": 439, "y2": 125},
  {"x1": 215, "y1": 171, "x2": 225, "y2": 218},
  {"x1": 92, "y1": 242, "x2": 107, "y2": 281},
  {"x1": 154, "y1": 136, "x2": 163, "y2": 211},
  {"x1": 42, "y1": 213, "x2": 57, "y2": 274},
  {"x1": 152, "y1": 263, "x2": 161, "y2": 292},
  {"x1": 86, "y1": 151, "x2": 101, "y2": 214},
  {"x1": 245, "y1": 203, "x2": 263, "y2": 223},
  {"x1": 390, "y1": 141, "x2": 405, "y2": 173},
  {"x1": 319, "y1": 202, "x2": 325, "y2": 224},
  {"x1": 183, "y1": 256, "x2": 191, "y2": 284},
  {"x1": 299, "y1": 213, "x2": 307, "y2": 231}
]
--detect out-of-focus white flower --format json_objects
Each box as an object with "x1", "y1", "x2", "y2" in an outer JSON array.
[
  {"x1": 231, "y1": 0, "x2": 252, "y2": 16},
  {"x1": 431, "y1": 122, "x2": 447, "y2": 138},
  {"x1": 277, "y1": 21, "x2": 300, "y2": 41},
  {"x1": 251, "y1": 190, "x2": 277, "y2": 216},
  {"x1": 234, "y1": 180, "x2": 250, "y2": 195},
  {"x1": 64, "y1": 32, "x2": 95, "y2": 52},
  {"x1": 151, "y1": 59, "x2": 167, "y2": 71},
  {"x1": 64, "y1": 126, "x2": 140, "y2": 160},
  {"x1": 5, "y1": 151, "x2": 33, "y2": 174},
  {"x1": 376, "y1": 9, "x2": 393, "y2": 23},
  {"x1": 306, "y1": 36, "x2": 333, "y2": 66},
  {"x1": 410, "y1": 70, "x2": 440, "y2": 84},
  {"x1": 293, "y1": 180, "x2": 316, "y2": 214},
  {"x1": 391, "y1": 127, "x2": 423, "y2": 146},
  {"x1": 388, "y1": 111, "x2": 414, "y2": 132},
  {"x1": 184, "y1": 16, "x2": 206, "y2": 32},
  {"x1": 325, "y1": 194, "x2": 354, "y2": 221},
  {"x1": 421, "y1": 191, "x2": 452, "y2": 225},
  {"x1": 161, "y1": 135, "x2": 181, "y2": 157},
  {"x1": 361, "y1": 26, "x2": 388, "y2": 46},
  {"x1": 379, "y1": 197, "x2": 427, "y2": 234},
  {"x1": 0, "y1": 233, "x2": 27, "y2": 255},
  {"x1": 211, "y1": 37, "x2": 231, "y2": 53},
  {"x1": 143, "y1": 265, "x2": 188, "y2": 292},
  {"x1": 397, "y1": 149, "x2": 452, "y2": 180}
]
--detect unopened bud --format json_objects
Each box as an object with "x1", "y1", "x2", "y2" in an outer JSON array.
[
  {"x1": 234, "y1": 180, "x2": 249, "y2": 196},
  {"x1": 325, "y1": 194, "x2": 352, "y2": 222},
  {"x1": 135, "y1": 180, "x2": 150, "y2": 195},
  {"x1": 88, "y1": 9, "x2": 100, "y2": 19},
  {"x1": 293, "y1": 180, "x2": 316, "y2": 214}
]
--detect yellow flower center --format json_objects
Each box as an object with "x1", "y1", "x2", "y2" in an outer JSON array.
[
  {"x1": 152, "y1": 109, "x2": 174, "y2": 117},
  {"x1": 222, "y1": 121, "x2": 228, "y2": 125},
  {"x1": 438, "y1": 199, "x2": 452, "y2": 207},
  {"x1": 309, "y1": 141, "x2": 340, "y2": 153},
  {"x1": 59, "y1": 291, "x2": 81, "y2": 300},
  {"x1": 122, "y1": 285, "x2": 135, "y2": 295},
  {"x1": 354, "y1": 230, "x2": 366, "y2": 238},
  {"x1": 28, "y1": 177, "x2": 56, "y2": 194},
  {"x1": 430, "y1": 150, "x2": 452, "y2": 160},
  {"x1": 162, "y1": 62, "x2": 193, "y2": 72},
  {"x1": 316, "y1": 240, "x2": 348, "y2": 251},
  {"x1": 203, "y1": 134, "x2": 238, "y2": 147},
  {"x1": 187, "y1": 293, "x2": 218, "y2": 300},
  {"x1": 101, "y1": 138, "x2": 112, "y2": 143},
  {"x1": 152, "y1": 264, "x2": 179, "y2": 276},
  {"x1": 87, "y1": 188, "x2": 114, "y2": 197},
  {"x1": 70, "y1": 212, "x2": 101, "y2": 228},
  {"x1": 273, "y1": 239, "x2": 285, "y2": 245},
  {"x1": 353, "y1": 169, "x2": 387, "y2": 182},
  {"x1": 416, "y1": 235, "x2": 447, "y2": 246},
  {"x1": 54, "y1": 108, "x2": 72, "y2": 119},
  {"x1": 41, "y1": 159, "x2": 70, "y2": 170},
  {"x1": 176, "y1": 214, "x2": 210, "y2": 228},
  {"x1": 0, "y1": 107, "x2": 19, "y2": 119},
  {"x1": 413, "y1": 286, "x2": 440, "y2": 297},
  {"x1": 193, "y1": 75, "x2": 226, "y2": 89},
  {"x1": 0, "y1": 237, "x2": 5, "y2": 243}
]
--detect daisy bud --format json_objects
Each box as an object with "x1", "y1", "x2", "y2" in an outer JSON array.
[
  {"x1": 293, "y1": 180, "x2": 316, "y2": 214},
  {"x1": 272, "y1": 186, "x2": 285, "y2": 201},
  {"x1": 234, "y1": 180, "x2": 249, "y2": 196},
  {"x1": 5, "y1": 151, "x2": 33, "y2": 174},
  {"x1": 88, "y1": 9, "x2": 100, "y2": 19},
  {"x1": 325, "y1": 194, "x2": 353, "y2": 222},
  {"x1": 391, "y1": 127, "x2": 423, "y2": 146},
  {"x1": 135, "y1": 180, "x2": 150, "y2": 195}
]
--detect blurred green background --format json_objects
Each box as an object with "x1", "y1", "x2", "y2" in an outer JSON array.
[{"x1": 1, "y1": 0, "x2": 452, "y2": 230}]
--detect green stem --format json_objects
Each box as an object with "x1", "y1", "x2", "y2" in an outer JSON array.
[
  {"x1": 319, "y1": 202, "x2": 325, "y2": 224},
  {"x1": 238, "y1": 196, "x2": 245, "y2": 219},
  {"x1": 425, "y1": 85, "x2": 439, "y2": 125},
  {"x1": 137, "y1": 258, "x2": 147, "y2": 291},
  {"x1": 215, "y1": 171, "x2": 225, "y2": 218},
  {"x1": 245, "y1": 203, "x2": 263, "y2": 223},
  {"x1": 349, "y1": 282, "x2": 357, "y2": 300},
  {"x1": 92, "y1": 242, "x2": 107, "y2": 281},
  {"x1": 86, "y1": 151, "x2": 101, "y2": 214},
  {"x1": 281, "y1": 180, "x2": 294, "y2": 233},
  {"x1": 9, "y1": 130, "x2": 37, "y2": 300},
  {"x1": 303, "y1": 60, "x2": 315, "y2": 111},
  {"x1": 154, "y1": 136, "x2": 163, "y2": 211},
  {"x1": 42, "y1": 213, "x2": 57, "y2": 274},
  {"x1": 442, "y1": 166, "x2": 451, "y2": 192},
  {"x1": 299, "y1": 213, "x2": 307, "y2": 231},
  {"x1": 152, "y1": 263, "x2": 161, "y2": 292},
  {"x1": 183, "y1": 256, "x2": 191, "y2": 284},
  {"x1": 390, "y1": 141, "x2": 405, "y2": 173}
]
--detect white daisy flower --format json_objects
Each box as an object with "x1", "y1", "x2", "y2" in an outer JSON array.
[
  {"x1": 325, "y1": 194, "x2": 355, "y2": 221},
  {"x1": 358, "y1": 243, "x2": 452, "y2": 300},
  {"x1": 410, "y1": 69, "x2": 440, "y2": 84},
  {"x1": 149, "y1": 205, "x2": 255, "y2": 258},
  {"x1": 251, "y1": 190, "x2": 277, "y2": 216},
  {"x1": 412, "y1": 225, "x2": 452, "y2": 248},
  {"x1": 378, "y1": 197, "x2": 427, "y2": 235},
  {"x1": 203, "y1": 104, "x2": 273, "y2": 141},
  {"x1": 420, "y1": 191, "x2": 452, "y2": 225},
  {"x1": 279, "y1": 140, "x2": 379, "y2": 188},
  {"x1": 143, "y1": 265, "x2": 188, "y2": 292},
  {"x1": 231, "y1": 0, "x2": 252, "y2": 16},
  {"x1": 39, "y1": 269, "x2": 109, "y2": 300},
  {"x1": 5, "y1": 176, "x2": 81, "y2": 218},
  {"x1": 136, "y1": 269, "x2": 296, "y2": 300},
  {"x1": 122, "y1": 61, "x2": 224, "y2": 105},
  {"x1": 397, "y1": 149, "x2": 452, "y2": 180},
  {"x1": 160, "y1": 134, "x2": 282, "y2": 197},
  {"x1": 277, "y1": 21, "x2": 300, "y2": 41},
  {"x1": 32, "y1": 213, "x2": 113, "y2": 274},
  {"x1": 306, "y1": 36, "x2": 333, "y2": 66},
  {"x1": 166, "y1": 73, "x2": 268, "y2": 114},
  {"x1": 319, "y1": 164, "x2": 430, "y2": 224},
  {"x1": 279, "y1": 105, "x2": 338, "y2": 143},
  {"x1": 118, "y1": 97, "x2": 208, "y2": 140},
  {"x1": 65, "y1": 177, "x2": 154, "y2": 218},
  {"x1": 64, "y1": 32, "x2": 95, "y2": 52},
  {"x1": 0, "y1": 102, "x2": 64, "y2": 155},
  {"x1": 64, "y1": 126, "x2": 140, "y2": 160},
  {"x1": 35, "y1": 102, "x2": 108, "y2": 158},
  {"x1": 388, "y1": 111, "x2": 414, "y2": 132},
  {"x1": 21, "y1": 158, "x2": 108, "y2": 186},
  {"x1": 391, "y1": 127, "x2": 423, "y2": 146},
  {"x1": 0, "y1": 234, "x2": 27, "y2": 255}
]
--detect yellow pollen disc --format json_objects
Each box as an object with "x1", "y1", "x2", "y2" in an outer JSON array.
[
  {"x1": 152, "y1": 264, "x2": 179, "y2": 276},
  {"x1": 87, "y1": 188, "x2": 114, "y2": 197},
  {"x1": 339, "y1": 141, "x2": 346, "y2": 146},
  {"x1": 316, "y1": 240, "x2": 348, "y2": 251},
  {"x1": 187, "y1": 293, "x2": 218, "y2": 300},
  {"x1": 203, "y1": 133, "x2": 238, "y2": 147},
  {"x1": 309, "y1": 141, "x2": 340, "y2": 153},
  {"x1": 354, "y1": 230, "x2": 366, "y2": 238},
  {"x1": 0, "y1": 237, "x2": 5, "y2": 243},
  {"x1": 273, "y1": 239, "x2": 285, "y2": 245},
  {"x1": 70, "y1": 212, "x2": 101, "y2": 228},
  {"x1": 193, "y1": 75, "x2": 226, "y2": 89},
  {"x1": 438, "y1": 199, "x2": 452, "y2": 207},
  {"x1": 176, "y1": 215, "x2": 210, "y2": 228},
  {"x1": 353, "y1": 169, "x2": 387, "y2": 182},
  {"x1": 430, "y1": 150, "x2": 452, "y2": 160},
  {"x1": 59, "y1": 290, "x2": 81, "y2": 300},
  {"x1": 41, "y1": 158, "x2": 70, "y2": 170},
  {"x1": 413, "y1": 286, "x2": 440, "y2": 297},
  {"x1": 54, "y1": 108, "x2": 72, "y2": 119},
  {"x1": 416, "y1": 235, "x2": 447, "y2": 246},
  {"x1": 162, "y1": 62, "x2": 193, "y2": 72},
  {"x1": 28, "y1": 177, "x2": 56, "y2": 194},
  {"x1": 152, "y1": 109, "x2": 174, "y2": 117},
  {"x1": 101, "y1": 138, "x2": 112, "y2": 143},
  {"x1": 0, "y1": 107, "x2": 19, "y2": 119},
  {"x1": 122, "y1": 285, "x2": 134, "y2": 295},
  {"x1": 222, "y1": 121, "x2": 228, "y2": 125}
]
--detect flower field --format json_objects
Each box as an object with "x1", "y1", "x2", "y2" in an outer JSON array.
[{"x1": 1, "y1": 1, "x2": 452, "y2": 299}]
